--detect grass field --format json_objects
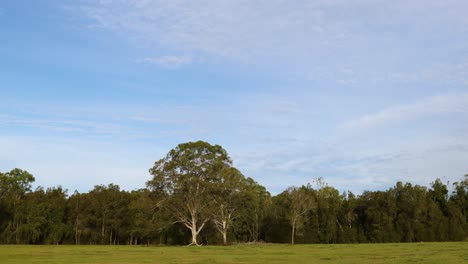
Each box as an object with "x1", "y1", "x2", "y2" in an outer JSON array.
[{"x1": 0, "y1": 242, "x2": 467, "y2": 264}]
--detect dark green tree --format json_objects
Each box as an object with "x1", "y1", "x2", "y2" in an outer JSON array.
[{"x1": 0, "y1": 168, "x2": 35, "y2": 243}]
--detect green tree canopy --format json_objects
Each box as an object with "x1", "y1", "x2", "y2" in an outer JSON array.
[{"x1": 147, "y1": 141, "x2": 234, "y2": 245}]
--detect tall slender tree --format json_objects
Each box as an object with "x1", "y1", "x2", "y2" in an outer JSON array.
[
  {"x1": 284, "y1": 185, "x2": 315, "y2": 244},
  {"x1": 211, "y1": 167, "x2": 247, "y2": 245}
]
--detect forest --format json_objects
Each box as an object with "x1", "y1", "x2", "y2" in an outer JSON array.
[{"x1": 0, "y1": 141, "x2": 467, "y2": 245}]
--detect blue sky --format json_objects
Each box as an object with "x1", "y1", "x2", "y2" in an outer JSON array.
[{"x1": 1, "y1": 0, "x2": 467, "y2": 194}]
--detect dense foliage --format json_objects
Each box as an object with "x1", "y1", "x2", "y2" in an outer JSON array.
[{"x1": 0, "y1": 141, "x2": 466, "y2": 245}]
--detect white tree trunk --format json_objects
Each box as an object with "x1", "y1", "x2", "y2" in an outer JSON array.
[
  {"x1": 181, "y1": 210, "x2": 207, "y2": 246},
  {"x1": 190, "y1": 224, "x2": 198, "y2": 245},
  {"x1": 291, "y1": 220, "x2": 296, "y2": 245},
  {"x1": 222, "y1": 230, "x2": 227, "y2": 245},
  {"x1": 213, "y1": 209, "x2": 232, "y2": 245}
]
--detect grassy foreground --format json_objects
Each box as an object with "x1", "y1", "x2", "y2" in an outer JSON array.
[{"x1": 0, "y1": 243, "x2": 467, "y2": 264}]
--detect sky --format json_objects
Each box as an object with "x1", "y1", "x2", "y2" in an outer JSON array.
[{"x1": 1, "y1": 0, "x2": 467, "y2": 194}]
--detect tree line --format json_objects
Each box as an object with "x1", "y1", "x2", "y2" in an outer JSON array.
[{"x1": 0, "y1": 141, "x2": 466, "y2": 245}]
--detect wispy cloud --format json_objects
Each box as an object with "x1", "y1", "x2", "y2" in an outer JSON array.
[
  {"x1": 2, "y1": 91, "x2": 467, "y2": 194},
  {"x1": 3, "y1": 1, "x2": 468, "y2": 195},
  {"x1": 138, "y1": 55, "x2": 193, "y2": 69},
  {"x1": 229, "y1": 92, "x2": 468, "y2": 193},
  {"x1": 73, "y1": 0, "x2": 468, "y2": 88},
  {"x1": 76, "y1": 1, "x2": 468, "y2": 58},
  {"x1": 0, "y1": 114, "x2": 123, "y2": 135},
  {"x1": 387, "y1": 63, "x2": 468, "y2": 86},
  {"x1": 341, "y1": 93, "x2": 468, "y2": 131}
]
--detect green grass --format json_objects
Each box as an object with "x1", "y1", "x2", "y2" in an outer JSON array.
[{"x1": 0, "y1": 242, "x2": 467, "y2": 264}]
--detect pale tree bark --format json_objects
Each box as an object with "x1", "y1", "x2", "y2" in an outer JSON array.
[
  {"x1": 213, "y1": 206, "x2": 234, "y2": 245},
  {"x1": 189, "y1": 213, "x2": 208, "y2": 245},
  {"x1": 291, "y1": 218, "x2": 296, "y2": 245},
  {"x1": 290, "y1": 207, "x2": 308, "y2": 244},
  {"x1": 287, "y1": 186, "x2": 316, "y2": 245},
  {"x1": 174, "y1": 206, "x2": 209, "y2": 246},
  {"x1": 214, "y1": 219, "x2": 228, "y2": 245},
  {"x1": 290, "y1": 213, "x2": 304, "y2": 245},
  {"x1": 222, "y1": 229, "x2": 227, "y2": 245}
]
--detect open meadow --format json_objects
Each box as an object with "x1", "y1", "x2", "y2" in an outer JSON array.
[{"x1": 0, "y1": 242, "x2": 466, "y2": 264}]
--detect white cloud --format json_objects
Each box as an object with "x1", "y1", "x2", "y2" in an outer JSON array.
[
  {"x1": 76, "y1": 0, "x2": 468, "y2": 62},
  {"x1": 233, "y1": 131, "x2": 468, "y2": 193},
  {"x1": 2, "y1": 91, "x2": 467, "y2": 194},
  {"x1": 387, "y1": 63, "x2": 468, "y2": 86},
  {"x1": 328, "y1": 93, "x2": 468, "y2": 191},
  {"x1": 341, "y1": 93, "x2": 468, "y2": 131},
  {"x1": 0, "y1": 114, "x2": 123, "y2": 135},
  {"x1": 228, "y1": 92, "x2": 468, "y2": 193},
  {"x1": 4, "y1": 1, "x2": 468, "y2": 195},
  {"x1": 70, "y1": 0, "x2": 468, "y2": 89},
  {"x1": 138, "y1": 55, "x2": 193, "y2": 69}
]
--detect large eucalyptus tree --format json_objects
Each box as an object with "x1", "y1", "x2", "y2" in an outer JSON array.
[{"x1": 147, "y1": 141, "x2": 234, "y2": 245}]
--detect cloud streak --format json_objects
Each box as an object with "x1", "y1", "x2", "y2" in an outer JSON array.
[
  {"x1": 341, "y1": 93, "x2": 468, "y2": 131},
  {"x1": 2, "y1": 1, "x2": 468, "y2": 194},
  {"x1": 0, "y1": 114, "x2": 123, "y2": 135},
  {"x1": 138, "y1": 55, "x2": 193, "y2": 69},
  {"x1": 77, "y1": 1, "x2": 468, "y2": 60},
  {"x1": 231, "y1": 92, "x2": 468, "y2": 193}
]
